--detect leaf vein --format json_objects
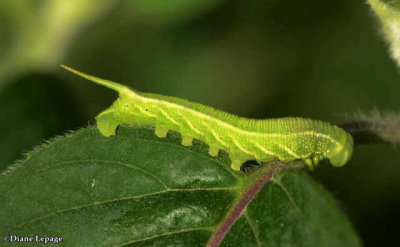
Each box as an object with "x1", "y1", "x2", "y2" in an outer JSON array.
[
  {"x1": 113, "y1": 227, "x2": 212, "y2": 247},
  {"x1": 243, "y1": 212, "x2": 262, "y2": 247},
  {"x1": 14, "y1": 188, "x2": 235, "y2": 229},
  {"x1": 271, "y1": 178, "x2": 304, "y2": 217},
  {"x1": 7, "y1": 159, "x2": 170, "y2": 195}
]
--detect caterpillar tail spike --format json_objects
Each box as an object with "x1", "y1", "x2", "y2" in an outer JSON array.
[
  {"x1": 62, "y1": 65, "x2": 354, "y2": 172},
  {"x1": 61, "y1": 65, "x2": 128, "y2": 93}
]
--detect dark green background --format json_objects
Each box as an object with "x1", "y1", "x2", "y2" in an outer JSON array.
[{"x1": 0, "y1": 0, "x2": 399, "y2": 246}]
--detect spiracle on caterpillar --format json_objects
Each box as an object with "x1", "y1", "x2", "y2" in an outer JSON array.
[{"x1": 62, "y1": 65, "x2": 353, "y2": 172}]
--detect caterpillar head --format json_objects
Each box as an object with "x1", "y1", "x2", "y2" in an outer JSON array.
[{"x1": 328, "y1": 132, "x2": 354, "y2": 167}]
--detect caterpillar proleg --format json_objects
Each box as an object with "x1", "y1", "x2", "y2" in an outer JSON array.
[{"x1": 62, "y1": 65, "x2": 353, "y2": 171}]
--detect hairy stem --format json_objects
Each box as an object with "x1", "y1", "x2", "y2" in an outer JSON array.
[{"x1": 340, "y1": 120, "x2": 400, "y2": 145}]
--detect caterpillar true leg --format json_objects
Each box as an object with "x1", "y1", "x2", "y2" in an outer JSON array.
[
  {"x1": 304, "y1": 158, "x2": 314, "y2": 171},
  {"x1": 312, "y1": 155, "x2": 320, "y2": 166}
]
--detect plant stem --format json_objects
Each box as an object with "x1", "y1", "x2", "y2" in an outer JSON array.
[
  {"x1": 207, "y1": 162, "x2": 285, "y2": 247},
  {"x1": 340, "y1": 120, "x2": 400, "y2": 145}
]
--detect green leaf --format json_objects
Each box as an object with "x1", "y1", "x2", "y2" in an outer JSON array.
[{"x1": 0, "y1": 127, "x2": 360, "y2": 246}]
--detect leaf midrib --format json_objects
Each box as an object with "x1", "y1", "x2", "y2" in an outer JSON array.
[{"x1": 13, "y1": 186, "x2": 236, "y2": 228}]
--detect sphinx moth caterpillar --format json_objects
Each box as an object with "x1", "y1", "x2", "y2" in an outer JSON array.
[{"x1": 62, "y1": 65, "x2": 353, "y2": 171}]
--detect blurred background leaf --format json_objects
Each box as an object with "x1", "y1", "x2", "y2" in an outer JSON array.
[
  {"x1": 0, "y1": 0, "x2": 399, "y2": 246},
  {"x1": 368, "y1": 0, "x2": 400, "y2": 68},
  {"x1": 0, "y1": 0, "x2": 115, "y2": 88}
]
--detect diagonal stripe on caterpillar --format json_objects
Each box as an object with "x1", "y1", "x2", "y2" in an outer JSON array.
[{"x1": 62, "y1": 65, "x2": 353, "y2": 171}]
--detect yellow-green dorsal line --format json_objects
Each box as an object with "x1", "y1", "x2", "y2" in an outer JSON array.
[{"x1": 62, "y1": 65, "x2": 354, "y2": 171}]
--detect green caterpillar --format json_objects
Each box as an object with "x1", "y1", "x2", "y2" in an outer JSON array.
[{"x1": 62, "y1": 65, "x2": 353, "y2": 171}]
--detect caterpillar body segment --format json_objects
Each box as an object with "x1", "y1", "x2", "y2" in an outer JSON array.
[{"x1": 62, "y1": 65, "x2": 354, "y2": 171}]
